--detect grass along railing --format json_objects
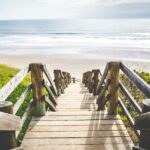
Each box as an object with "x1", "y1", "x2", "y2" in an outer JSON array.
[
  {"x1": 82, "y1": 61, "x2": 150, "y2": 150},
  {"x1": 0, "y1": 63, "x2": 71, "y2": 150}
]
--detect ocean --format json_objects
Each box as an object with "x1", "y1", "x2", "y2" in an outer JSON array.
[{"x1": 0, "y1": 19, "x2": 150, "y2": 62}]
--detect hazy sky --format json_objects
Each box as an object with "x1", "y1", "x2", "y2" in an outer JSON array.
[{"x1": 0, "y1": 0, "x2": 150, "y2": 19}]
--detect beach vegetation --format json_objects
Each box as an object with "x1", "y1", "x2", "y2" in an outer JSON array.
[{"x1": 119, "y1": 71, "x2": 150, "y2": 144}]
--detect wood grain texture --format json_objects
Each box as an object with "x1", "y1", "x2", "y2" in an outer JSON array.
[
  {"x1": 0, "y1": 101, "x2": 20, "y2": 149},
  {"x1": 43, "y1": 65, "x2": 57, "y2": 96},
  {"x1": 107, "y1": 62, "x2": 120, "y2": 115},
  {"x1": 0, "y1": 66, "x2": 29, "y2": 101},
  {"x1": 0, "y1": 111, "x2": 21, "y2": 131},
  {"x1": 30, "y1": 63, "x2": 46, "y2": 116},
  {"x1": 13, "y1": 84, "x2": 31, "y2": 114},
  {"x1": 23, "y1": 144, "x2": 133, "y2": 150},
  {"x1": 22, "y1": 82, "x2": 133, "y2": 150}
]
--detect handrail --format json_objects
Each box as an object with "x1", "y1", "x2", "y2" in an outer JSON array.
[
  {"x1": 120, "y1": 62, "x2": 150, "y2": 98},
  {"x1": 0, "y1": 111, "x2": 21, "y2": 131},
  {"x1": 13, "y1": 83, "x2": 32, "y2": 114},
  {"x1": 0, "y1": 66, "x2": 30, "y2": 101},
  {"x1": 119, "y1": 82, "x2": 142, "y2": 114},
  {"x1": 118, "y1": 98, "x2": 140, "y2": 139},
  {"x1": 97, "y1": 80, "x2": 109, "y2": 105},
  {"x1": 44, "y1": 81, "x2": 57, "y2": 106},
  {"x1": 82, "y1": 61, "x2": 150, "y2": 149},
  {"x1": 0, "y1": 63, "x2": 72, "y2": 149},
  {"x1": 97, "y1": 80, "x2": 109, "y2": 110},
  {"x1": 42, "y1": 64, "x2": 57, "y2": 96},
  {"x1": 96, "y1": 62, "x2": 110, "y2": 94}
]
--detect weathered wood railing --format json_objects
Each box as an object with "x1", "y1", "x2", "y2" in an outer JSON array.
[
  {"x1": 82, "y1": 61, "x2": 150, "y2": 150},
  {"x1": 82, "y1": 69, "x2": 102, "y2": 95},
  {"x1": 54, "y1": 70, "x2": 71, "y2": 96},
  {"x1": 0, "y1": 63, "x2": 71, "y2": 150}
]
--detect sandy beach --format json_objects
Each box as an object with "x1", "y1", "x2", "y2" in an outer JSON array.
[{"x1": 0, "y1": 54, "x2": 150, "y2": 78}]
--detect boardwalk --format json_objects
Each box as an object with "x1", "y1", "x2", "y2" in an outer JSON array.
[{"x1": 22, "y1": 82, "x2": 133, "y2": 150}]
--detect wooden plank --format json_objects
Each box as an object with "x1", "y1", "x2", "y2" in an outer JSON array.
[
  {"x1": 57, "y1": 106, "x2": 97, "y2": 109},
  {"x1": 32, "y1": 114, "x2": 120, "y2": 121},
  {"x1": 0, "y1": 66, "x2": 29, "y2": 101},
  {"x1": 44, "y1": 82, "x2": 57, "y2": 105},
  {"x1": 97, "y1": 62, "x2": 110, "y2": 94},
  {"x1": 22, "y1": 82, "x2": 133, "y2": 150},
  {"x1": 120, "y1": 62, "x2": 150, "y2": 98},
  {"x1": 21, "y1": 103, "x2": 31, "y2": 126},
  {"x1": 0, "y1": 101, "x2": 18, "y2": 149},
  {"x1": 25, "y1": 130, "x2": 130, "y2": 138},
  {"x1": 118, "y1": 98, "x2": 140, "y2": 139},
  {"x1": 13, "y1": 84, "x2": 31, "y2": 114},
  {"x1": 0, "y1": 111, "x2": 21, "y2": 131},
  {"x1": 29, "y1": 120, "x2": 123, "y2": 126},
  {"x1": 27, "y1": 124, "x2": 126, "y2": 132},
  {"x1": 57, "y1": 108, "x2": 97, "y2": 110},
  {"x1": 22, "y1": 144, "x2": 133, "y2": 150},
  {"x1": 97, "y1": 80, "x2": 109, "y2": 105},
  {"x1": 22, "y1": 137, "x2": 132, "y2": 145},
  {"x1": 16, "y1": 101, "x2": 32, "y2": 137},
  {"x1": 58, "y1": 101, "x2": 95, "y2": 103},
  {"x1": 30, "y1": 63, "x2": 46, "y2": 116},
  {"x1": 10, "y1": 147, "x2": 24, "y2": 150},
  {"x1": 46, "y1": 111, "x2": 108, "y2": 116},
  {"x1": 45, "y1": 97, "x2": 56, "y2": 111},
  {"x1": 119, "y1": 82, "x2": 142, "y2": 114},
  {"x1": 43, "y1": 65, "x2": 57, "y2": 96}
]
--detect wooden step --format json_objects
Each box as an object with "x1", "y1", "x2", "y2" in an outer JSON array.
[
  {"x1": 28, "y1": 124, "x2": 126, "y2": 132},
  {"x1": 23, "y1": 144, "x2": 133, "y2": 150},
  {"x1": 22, "y1": 82, "x2": 133, "y2": 150}
]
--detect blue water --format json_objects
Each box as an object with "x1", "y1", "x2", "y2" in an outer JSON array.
[{"x1": 0, "y1": 19, "x2": 150, "y2": 61}]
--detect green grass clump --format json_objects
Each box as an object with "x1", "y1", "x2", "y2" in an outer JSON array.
[
  {"x1": 0, "y1": 64, "x2": 32, "y2": 145},
  {"x1": 119, "y1": 71, "x2": 150, "y2": 144},
  {"x1": 0, "y1": 64, "x2": 19, "y2": 88}
]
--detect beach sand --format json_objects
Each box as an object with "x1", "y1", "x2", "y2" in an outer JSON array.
[{"x1": 0, "y1": 54, "x2": 150, "y2": 78}]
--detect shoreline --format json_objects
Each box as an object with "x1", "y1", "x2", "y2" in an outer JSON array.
[{"x1": 0, "y1": 54, "x2": 150, "y2": 78}]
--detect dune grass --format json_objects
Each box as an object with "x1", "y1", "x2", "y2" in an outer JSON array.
[
  {"x1": 0, "y1": 64, "x2": 33, "y2": 145},
  {"x1": 119, "y1": 71, "x2": 150, "y2": 144},
  {"x1": 0, "y1": 64, "x2": 150, "y2": 145}
]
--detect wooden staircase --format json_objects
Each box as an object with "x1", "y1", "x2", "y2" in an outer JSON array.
[{"x1": 22, "y1": 82, "x2": 133, "y2": 150}]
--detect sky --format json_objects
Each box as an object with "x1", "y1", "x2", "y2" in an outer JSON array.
[{"x1": 0, "y1": 0, "x2": 150, "y2": 19}]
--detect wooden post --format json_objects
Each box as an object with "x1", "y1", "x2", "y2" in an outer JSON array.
[
  {"x1": 62, "y1": 72, "x2": 67, "y2": 88},
  {"x1": 73, "y1": 77, "x2": 75, "y2": 83},
  {"x1": 84, "y1": 72, "x2": 90, "y2": 87},
  {"x1": 66, "y1": 73, "x2": 69, "y2": 85},
  {"x1": 0, "y1": 101, "x2": 17, "y2": 150},
  {"x1": 61, "y1": 72, "x2": 65, "y2": 93},
  {"x1": 30, "y1": 63, "x2": 46, "y2": 116},
  {"x1": 107, "y1": 62, "x2": 120, "y2": 115},
  {"x1": 82, "y1": 73, "x2": 85, "y2": 84},
  {"x1": 54, "y1": 70, "x2": 62, "y2": 96},
  {"x1": 67, "y1": 73, "x2": 71, "y2": 85},
  {"x1": 88, "y1": 71, "x2": 93, "y2": 93},
  {"x1": 138, "y1": 99, "x2": 150, "y2": 150},
  {"x1": 92, "y1": 69, "x2": 100, "y2": 96}
]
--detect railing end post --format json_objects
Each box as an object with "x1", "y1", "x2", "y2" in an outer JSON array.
[
  {"x1": 30, "y1": 63, "x2": 46, "y2": 116},
  {"x1": 107, "y1": 61, "x2": 120, "y2": 115},
  {"x1": 0, "y1": 101, "x2": 17, "y2": 149}
]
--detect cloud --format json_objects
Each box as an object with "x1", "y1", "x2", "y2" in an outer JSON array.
[{"x1": 0, "y1": 0, "x2": 150, "y2": 19}]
